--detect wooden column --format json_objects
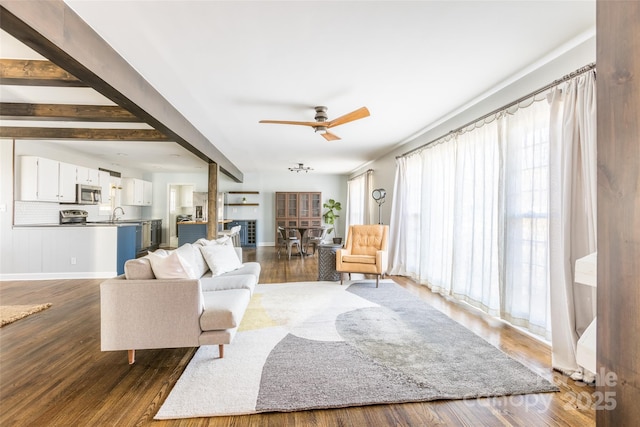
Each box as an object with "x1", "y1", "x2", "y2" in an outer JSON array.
[
  {"x1": 207, "y1": 162, "x2": 218, "y2": 240},
  {"x1": 596, "y1": 1, "x2": 640, "y2": 424}
]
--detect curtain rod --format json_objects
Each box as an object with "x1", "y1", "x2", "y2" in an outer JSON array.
[
  {"x1": 398, "y1": 62, "x2": 596, "y2": 159},
  {"x1": 348, "y1": 168, "x2": 373, "y2": 181}
]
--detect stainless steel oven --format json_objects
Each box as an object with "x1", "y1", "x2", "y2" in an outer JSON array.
[{"x1": 77, "y1": 184, "x2": 102, "y2": 205}]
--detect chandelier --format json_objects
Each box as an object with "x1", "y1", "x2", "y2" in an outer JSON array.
[{"x1": 288, "y1": 163, "x2": 313, "y2": 173}]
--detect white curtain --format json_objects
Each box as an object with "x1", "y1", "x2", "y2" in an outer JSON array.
[
  {"x1": 548, "y1": 71, "x2": 597, "y2": 377},
  {"x1": 388, "y1": 90, "x2": 551, "y2": 338},
  {"x1": 501, "y1": 101, "x2": 553, "y2": 337},
  {"x1": 388, "y1": 69, "x2": 596, "y2": 345},
  {"x1": 345, "y1": 170, "x2": 373, "y2": 230}
]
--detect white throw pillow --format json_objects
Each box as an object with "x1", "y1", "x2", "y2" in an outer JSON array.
[
  {"x1": 147, "y1": 250, "x2": 198, "y2": 279},
  {"x1": 176, "y1": 243, "x2": 208, "y2": 278},
  {"x1": 195, "y1": 236, "x2": 233, "y2": 247},
  {"x1": 199, "y1": 243, "x2": 242, "y2": 277}
]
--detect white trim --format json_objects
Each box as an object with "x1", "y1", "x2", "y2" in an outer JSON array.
[{"x1": 0, "y1": 271, "x2": 116, "y2": 281}]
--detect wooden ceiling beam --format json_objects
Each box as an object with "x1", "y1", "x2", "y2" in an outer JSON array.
[
  {"x1": 0, "y1": 58, "x2": 88, "y2": 87},
  {"x1": 0, "y1": 126, "x2": 169, "y2": 141},
  {"x1": 0, "y1": 102, "x2": 143, "y2": 122},
  {"x1": 0, "y1": 1, "x2": 243, "y2": 182}
]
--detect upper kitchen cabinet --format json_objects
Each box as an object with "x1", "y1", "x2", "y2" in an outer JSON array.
[
  {"x1": 122, "y1": 177, "x2": 152, "y2": 206},
  {"x1": 17, "y1": 156, "x2": 76, "y2": 203},
  {"x1": 180, "y1": 185, "x2": 194, "y2": 207},
  {"x1": 99, "y1": 171, "x2": 121, "y2": 206},
  {"x1": 76, "y1": 166, "x2": 101, "y2": 185}
]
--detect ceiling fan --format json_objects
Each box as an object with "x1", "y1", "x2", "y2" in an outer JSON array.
[{"x1": 259, "y1": 106, "x2": 370, "y2": 141}]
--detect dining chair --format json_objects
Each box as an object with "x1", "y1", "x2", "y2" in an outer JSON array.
[
  {"x1": 277, "y1": 226, "x2": 301, "y2": 260},
  {"x1": 303, "y1": 227, "x2": 328, "y2": 256}
]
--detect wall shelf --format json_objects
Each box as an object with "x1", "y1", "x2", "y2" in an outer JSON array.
[
  {"x1": 225, "y1": 203, "x2": 259, "y2": 206},
  {"x1": 227, "y1": 191, "x2": 259, "y2": 194}
]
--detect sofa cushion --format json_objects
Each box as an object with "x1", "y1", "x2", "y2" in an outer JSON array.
[
  {"x1": 200, "y1": 289, "x2": 250, "y2": 331},
  {"x1": 199, "y1": 243, "x2": 242, "y2": 277},
  {"x1": 219, "y1": 261, "x2": 261, "y2": 280},
  {"x1": 147, "y1": 250, "x2": 198, "y2": 279},
  {"x1": 124, "y1": 256, "x2": 155, "y2": 280},
  {"x1": 200, "y1": 275, "x2": 257, "y2": 293}
]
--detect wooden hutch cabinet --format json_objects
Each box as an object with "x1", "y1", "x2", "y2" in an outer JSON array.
[{"x1": 275, "y1": 192, "x2": 322, "y2": 242}]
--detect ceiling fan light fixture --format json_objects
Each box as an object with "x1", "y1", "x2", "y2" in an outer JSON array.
[
  {"x1": 288, "y1": 163, "x2": 313, "y2": 173},
  {"x1": 314, "y1": 126, "x2": 328, "y2": 134}
]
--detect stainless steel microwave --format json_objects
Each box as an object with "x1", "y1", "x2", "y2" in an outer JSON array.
[{"x1": 77, "y1": 184, "x2": 102, "y2": 205}]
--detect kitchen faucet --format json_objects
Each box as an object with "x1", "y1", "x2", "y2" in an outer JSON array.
[{"x1": 111, "y1": 206, "x2": 125, "y2": 222}]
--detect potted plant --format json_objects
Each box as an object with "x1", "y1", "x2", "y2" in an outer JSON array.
[{"x1": 323, "y1": 199, "x2": 343, "y2": 244}]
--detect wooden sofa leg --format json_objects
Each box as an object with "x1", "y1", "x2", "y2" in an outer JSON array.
[
  {"x1": 219, "y1": 344, "x2": 224, "y2": 359},
  {"x1": 128, "y1": 349, "x2": 135, "y2": 364}
]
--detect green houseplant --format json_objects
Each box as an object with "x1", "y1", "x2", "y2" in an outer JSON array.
[{"x1": 323, "y1": 199, "x2": 343, "y2": 244}]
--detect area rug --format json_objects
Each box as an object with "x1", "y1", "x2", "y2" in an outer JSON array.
[
  {"x1": 0, "y1": 303, "x2": 52, "y2": 327},
  {"x1": 155, "y1": 280, "x2": 557, "y2": 419}
]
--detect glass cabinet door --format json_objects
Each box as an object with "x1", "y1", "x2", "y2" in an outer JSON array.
[
  {"x1": 276, "y1": 193, "x2": 286, "y2": 218},
  {"x1": 311, "y1": 193, "x2": 321, "y2": 217},
  {"x1": 299, "y1": 193, "x2": 310, "y2": 218},
  {"x1": 287, "y1": 193, "x2": 298, "y2": 217}
]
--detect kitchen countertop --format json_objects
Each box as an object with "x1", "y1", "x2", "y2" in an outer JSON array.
[{"x1": 14, "y1": 218, "x2": 162, "y2": 228}]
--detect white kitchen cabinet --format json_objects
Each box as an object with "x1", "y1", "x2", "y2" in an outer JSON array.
[
  {"x1": 122, "y1": 178, "x2": 152, "y2": 206},
  {"x1": 18, "y1": 156, "x2": 77, "y2": 202},
  {"x1": 99, "y1": 170, "x2": 112, "y2": 204},
  {"x1": 76, "y1": 166, "x2": 100, "y2": 185},
  {"x1": 180, "y1": 185, "x2": 194, "y2": 207},
  {"x1": 143, "y1": 180, "x2": 153, "y2": 206}
]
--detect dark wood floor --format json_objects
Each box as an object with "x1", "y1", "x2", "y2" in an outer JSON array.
[{"x1": 0, "y1": 247, "x2": 595, "y2": 426}]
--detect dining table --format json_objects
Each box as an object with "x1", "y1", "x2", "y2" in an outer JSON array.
[{"x1": 283, "y1": 225, "x2": 329, "y2": 255}]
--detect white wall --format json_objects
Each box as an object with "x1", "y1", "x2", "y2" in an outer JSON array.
[
  {"x1": 0, "y1": 34, "x2": 595, "y2": 276},
  {"x1": 351, "y1": 35, "x2": 596, "y2": 226},
  {"x1": 219, "y1": 171, "x2": 347, "y2": 245}
]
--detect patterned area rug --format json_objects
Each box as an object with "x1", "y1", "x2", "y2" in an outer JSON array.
[
  {"x1": 155, "y1": 280, "x2": 557, "y2": 419},
  {"x1": 0, "y1": 303, "x2": 52, "y2": 327}
]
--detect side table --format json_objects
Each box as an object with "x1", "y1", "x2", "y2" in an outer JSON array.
[{"x1": 317, "y1": 243, "x2": 343, "y2": 281}]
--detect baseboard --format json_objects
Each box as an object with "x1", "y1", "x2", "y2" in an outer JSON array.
[{"x1": 0, "y1": 271, "x2": 116, "y2": 281}]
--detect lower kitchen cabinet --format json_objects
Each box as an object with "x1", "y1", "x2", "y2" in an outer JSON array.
[
  {"x1": 116, "y1": 225, "x2": 138, "y2": 275},
  {"x1": 178, "y1": 223, "x2": 207, "y2": 246},
  {"x1": 149, "y1": 219, "x2": 162, "y2": 251}
]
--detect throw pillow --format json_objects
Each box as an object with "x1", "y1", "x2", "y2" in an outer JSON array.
[
  {"x1": 176, "y1": 243, "x2": 208, "y2": 278},
  {"x1": 195, "y1": 235, "x2": 233, "y2": 247},
  {"x1": 199, "y1": 243, "x2": 242, "y2": 277},
  {"x1": 147, "y1": 250, "x2": 198, "y2": 279}
]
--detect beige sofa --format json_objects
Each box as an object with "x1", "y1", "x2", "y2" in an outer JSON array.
[{"x1": 100, "y1": 239, "x2": 260, "y2": 364}]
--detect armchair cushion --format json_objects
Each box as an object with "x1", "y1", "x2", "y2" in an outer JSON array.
[{"x1": 342, "y1": 254, "x2": 376, "y2": 264}]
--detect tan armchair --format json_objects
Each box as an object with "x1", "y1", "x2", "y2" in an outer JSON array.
[{"x1": 336, "y1": 224, "x2": 389, "y2": 287}]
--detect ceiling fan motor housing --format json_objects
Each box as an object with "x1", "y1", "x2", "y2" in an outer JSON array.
[{"x1": 314, "y1": 106, "x2": 328, "y2": 122}]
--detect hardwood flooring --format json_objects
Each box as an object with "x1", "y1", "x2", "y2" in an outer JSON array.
[{"x1": 0, "y1": 247, "x2": 595, "y2": 426}]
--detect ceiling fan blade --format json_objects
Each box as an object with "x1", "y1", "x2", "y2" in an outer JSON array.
[
  {"x1": 322, "y1": 131, "x2": 341, "y2": 141},
  {"x1": 327, "y1": 106, "x2": 370, "y2": 128},
  {"x1": 259, "y1": 120, "x2": 320, "y2": 127}
]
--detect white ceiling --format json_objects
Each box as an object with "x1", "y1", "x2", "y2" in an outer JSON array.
[{"x1": 3, "y1": 1, "x2": 595, "y2": 176}]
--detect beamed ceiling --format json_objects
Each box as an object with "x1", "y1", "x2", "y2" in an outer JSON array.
[{"x1": 1, "y1": 0, "x2": 596, "y2": 179}]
